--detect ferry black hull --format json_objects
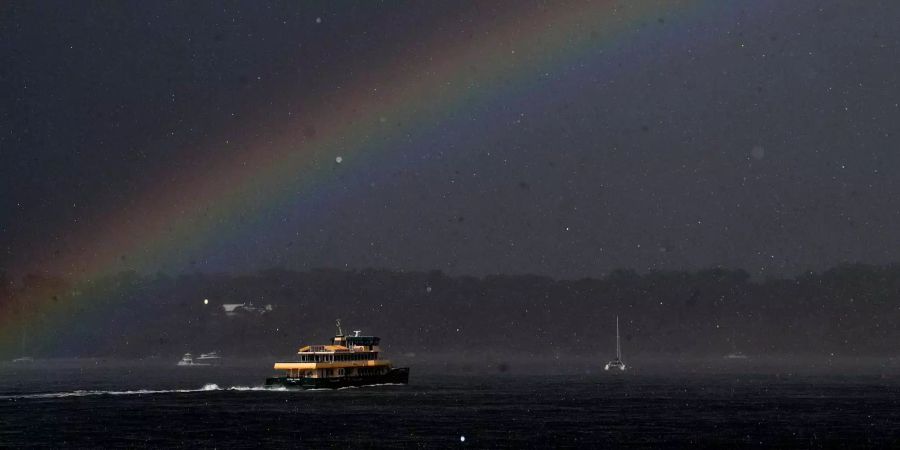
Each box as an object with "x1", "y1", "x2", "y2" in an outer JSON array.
[{"x1": 265, "y1": 367, "x2": 410, "y2": 390}]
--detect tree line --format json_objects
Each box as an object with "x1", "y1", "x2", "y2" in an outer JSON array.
[{"x1": 1, "y1": 264, "x2": 897, "y2": 359}]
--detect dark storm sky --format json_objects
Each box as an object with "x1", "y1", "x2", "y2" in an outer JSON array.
[{"x1": 1, "y1": 1, "x2": 899, "y2": 279}]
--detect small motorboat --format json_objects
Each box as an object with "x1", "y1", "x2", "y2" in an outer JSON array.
[{"x1": 177, "y1": 353, "x2": 210, "y2": 367}]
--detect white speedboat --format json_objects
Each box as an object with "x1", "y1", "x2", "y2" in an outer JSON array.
[
  {"x1": 196, "y1": 352, "x2": 222, "y2": 365},
  {"x1": 604, "y1": 316, "x2": 627, "y2": 372},
  {"x1": 177, "y1": 353, "x2": 210, "y2": 367}
]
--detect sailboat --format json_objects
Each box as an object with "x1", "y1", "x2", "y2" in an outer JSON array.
[
  {"x1": 11, "y1": 323, "x2": 34, "y2": 363},
  {"x1": 604, "y1": 316, "x2": 626, "y2": 371}
]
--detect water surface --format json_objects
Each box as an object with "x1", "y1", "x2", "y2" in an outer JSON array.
[{"x1": 1, "y1": 362, "x2": 898, "y2": 447}]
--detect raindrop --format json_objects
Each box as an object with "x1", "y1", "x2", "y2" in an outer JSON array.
[{"x1": 750, "y1": 145, "x2": 765, "y2": 160}]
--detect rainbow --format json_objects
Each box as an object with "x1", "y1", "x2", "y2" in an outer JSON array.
[{"x1": 2, "y1": 1, "x2": 723, "y2": 355}]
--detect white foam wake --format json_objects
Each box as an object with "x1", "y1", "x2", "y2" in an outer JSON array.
[
  {"x1": 337, "y1": 383, "x2": 405, "y2": 390},
  {"x1": 0, "y1": 383, "x2": 287, "y2": 399}
]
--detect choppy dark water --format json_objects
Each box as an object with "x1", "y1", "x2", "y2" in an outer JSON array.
[{"x1": 2, "y1": 362, "x2": 900, "y2": 447}]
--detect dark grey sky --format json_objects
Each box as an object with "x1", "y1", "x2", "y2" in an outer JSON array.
[{"x1": 2, "y1": 1, "x2": 899, "y2": 279}]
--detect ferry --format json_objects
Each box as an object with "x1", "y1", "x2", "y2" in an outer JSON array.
[{"x1": 265, "y1": 321, "x2": 410, "y2": 389}]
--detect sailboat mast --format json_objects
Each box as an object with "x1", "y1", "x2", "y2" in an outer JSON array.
[
  {"x1": 19, "y1": 300, "x2": 27, "y2": 357},
  {"x1": 615, "y1": 316, "x2": 621, "y2": 360}
]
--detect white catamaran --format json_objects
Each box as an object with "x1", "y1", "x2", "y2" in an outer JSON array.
[{"x1": 604, "y1": 316, "x2": 627, "y2": 371}]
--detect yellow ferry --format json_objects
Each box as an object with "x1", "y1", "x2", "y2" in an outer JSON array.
[{"x1": 265, "y1": 321, "x2": 410, "y2": 389}]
